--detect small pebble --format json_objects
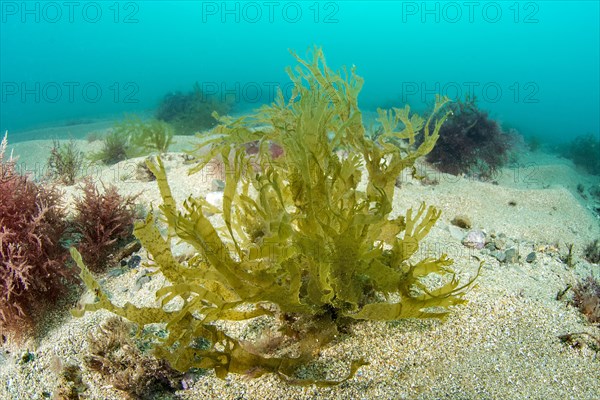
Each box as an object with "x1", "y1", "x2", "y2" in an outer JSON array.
[
  {"x1": 495, "y1": 237, "x2": 507, "y2": 250},
  {"x1": 127, "y1": 255, "x2": 142, "y2": 269},
  {"x1": 504, "y1": 248, "x2": 519, "y2": 264},
  {"x1": 211, "y1": 179, "x2": 225, "y2": 192},
  {"x1": 19, "y1": 351, "x2": 34, "y2": 364},
  {"x1": 108, "y1": 267, "x2": 127, "y2": 277},
  {"x1": 134, "y1": 271, "x2": 152, "y2": 291},
  {"x1": 462, "y1": 230, "x2": 486, "y2": 249},
  {"x1": 491, "y1": 250, "x2": 506, "y2": 263}
]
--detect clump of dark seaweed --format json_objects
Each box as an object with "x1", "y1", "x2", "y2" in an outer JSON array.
[
  {"x1": 71, "y1": 48, "x2": 479, "y2": 384},
  {"x1": 53, "y1": 362, "x2": 88, "y2": 400},
  {"x1": 425, "y1": 95, "x2": 516, "y2": 178},
  {"x1": 0, "y1": 132, "x2": 74, "y2": 340},
  {"x1": 84, "y1": 317, "x2": 183, "y2": 399},
  {"x1": 72, "y1": 179, "x2": 138, "y2": 272},
  {"x1": 114, "y1": 117, "x2": 175, "y2": 156},
  {"x1": 572, "y1": 276, "x2": 600, "y2": 324},
  {"x1": 559, "y1": 332, "x2": 600, "y2": 353},
  {"x1": 156, "y1": 83, "x2": 231, "y2": 135},
  {"x1": 90, "y1": 118, "x2": 175, "y2": 165},
  {"x1": 86, "y1": 132, "x2": 101, "y2": 143},
  {"x1": 583, "y1": 240, "x2": 600, "y2": 264},
  {"x1": 561, "y1": 134, "x2": 600, "y2": 175},
  {"x1": 561, "y1": 243, "x2": 575, "y2": 268},
  {"x1": 525, "y1": 134, "x2": 542, "y2": 152},
  {"x1": 47, "y1": 139, "x2": 84, "y2": 185},
  {"x1": 90, "y1": 130, "x2": 130, "y2": 165}
]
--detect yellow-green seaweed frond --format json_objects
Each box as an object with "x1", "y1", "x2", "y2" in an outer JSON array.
[{"x1": 72, "y1": 47, "x2": 477, "y2": 385}]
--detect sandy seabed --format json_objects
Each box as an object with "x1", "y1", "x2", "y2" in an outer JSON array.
[{"x1": 1, "y1": 123, "x2": 599, "y2": 399}]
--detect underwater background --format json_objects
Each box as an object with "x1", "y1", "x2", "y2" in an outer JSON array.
[
  {"x1": 2, "y1": 2, "x2": 600, "y2": 399},
  {"x1": 1, "y1": 0, "x2": 598, "y2": 144}
]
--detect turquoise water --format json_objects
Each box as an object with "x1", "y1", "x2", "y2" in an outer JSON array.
[{"x1": 1, "y1": 1, "x2": 598, "y2": 143}]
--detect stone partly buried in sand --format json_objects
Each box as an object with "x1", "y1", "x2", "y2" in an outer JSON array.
[
  {"x1": 525, "y1": 251, "x2": 536, "y2": 263},
  {"x1": 489, "y1": 247, "x2": 520, "y2": 264},
  {"x1": 451, "y1": 215, "x2": 472, "y2": 229},
  {"x1": 503, "y1": 248, "x2": 519, "y2": 263}
]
